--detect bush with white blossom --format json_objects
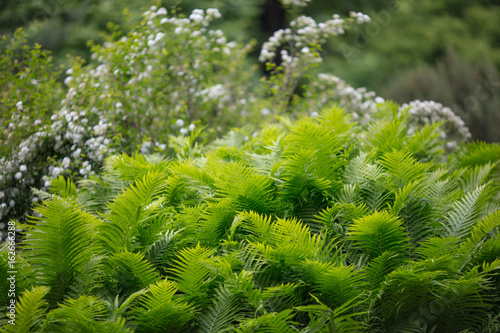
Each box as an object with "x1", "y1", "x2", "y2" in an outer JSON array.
[{"x1": 0, "y1": 1, "x2": 472, "y2": 237}]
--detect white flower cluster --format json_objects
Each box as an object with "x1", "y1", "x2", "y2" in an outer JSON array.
[
  {"x1": 279, "y1": 0, "x2": 311, "y2": 7},
  {"x1": 260, "y1": 14, "x2": 359, "y2": 64},
  {"x1": 307, "y1": 73, "x2": 381, "y2": 122},
  {"x1": 399, "y1": 100, "x2": 472, "y2": 143}
]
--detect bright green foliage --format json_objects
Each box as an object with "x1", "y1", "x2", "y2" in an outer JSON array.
[{"x1": 2, "y1": 106, "x2": 500, "y2": 332}]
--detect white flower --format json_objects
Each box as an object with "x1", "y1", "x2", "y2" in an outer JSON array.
[
  {"x1": 189, "y1": 13, "x2": 204, "y2": 23},
  {"x1": 180, "y1": 128, "x2": 188, "y2": 135},
  {"x1": 261, "y1": 108, "x2": 271, "y2": 116},
  {"x1": 0, "y1": 191, "x2": 4, "y2": 199},
  {"x1": 157, "y1": 7, "x2": 167, "y2": 15},
  {"x1": 116, "y1": 102, "x2": 123, "y2": 108},
  {"x1": 64, "y1": 76, "x2": 73, "y2": 86},
  {"x1": 19, "y1": 165, "x2": 27, "y2": 172},
  {"x1": 62, "y1": 157, "x2": 71, "y2": 168},
  {"x1": 176, "y1": 119, "x2": 185, "y2": 127},
  {"x1": 188, "y1": 123, "x2": 196, "y2": 131},
  {"x1": 375, "y1": 97, "x2": 385, "y2": 104},
  {"x1": 53, "y1": 167, "x2": 62, "y2": 177},
  {"x1": 15, "y1": 172, "x2": 22, "y2": 180},
  {"x1": 9, "y1": 200, "x2": 15, "y2": 207},
  {"x1": 206, "y1": 8, "x2": 221, "y2": 19}
]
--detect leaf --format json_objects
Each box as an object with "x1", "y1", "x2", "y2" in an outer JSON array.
[
  {"x1": 197, "y1": 284, "x2": 242, "y2": 333},
  {"x1": 350, "y1": 211, "x2": 409, "y2": 260},
  {"x1": 49, "y1": 176, "x2": 77, "y2": 198},
  {"x1": 26, "y1": 198, "x2": 98, "y2": 304},
  {"x1": 0, "y1": 286, "x2": 49, "y2": 333},
  {"x1": 169, "y1": 244, "x2": 214, "y2": 299},
  {"x1": 440, "y1": 184, "x2": 493, "y2": 240}
]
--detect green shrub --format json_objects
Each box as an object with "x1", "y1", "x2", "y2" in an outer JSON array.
[
  {"x1": 1, "y1": 4, "x2": 381, "y2": 230},
  {"x1": 1, "y1": 105, "x2": 500, "y2": 332}
]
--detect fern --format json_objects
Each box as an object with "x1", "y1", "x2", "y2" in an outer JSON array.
[
  {"x1": 379, "y1": 149, "x2": 428, "y2": 189},
  {"x1": 169, "y1": 244, "x2": 214, "y2": 301},
  {"x1": 440, "y1": 183, "x2": 493, "y2": 240},
  {"x1": 0, "y1": 286, "x2": 49, "y2": 333},
  {"x1": 349, "y1": 211, "x2": 409, "y2": 260},
  {"x1": 109, "y1": 153, "x2": 170, "y2": 181},
  {"x1": 25, "y1": 198, "x2": 99, "y2": 304},
  {"x1": 43, "y1": 295, "x2": 109, "y2": 332},
  {"x1": 234, "y1": 309, "x2": 297, "y2": 333},
  {"x1": 214, "y1": 160, "x2": 275, "y2": 214},
  {"x1": 197, "y1": 284, "x2": 242, "y2": 333},
  {"x1": 104, "y1": 251, "x2": 159, "y2": 296},
  {"x1": 99, "y1": 171, "x2": 168, "y2": 253},
  {"x1": 49, "y1": 176, "x2": 78, "y2": 198},
  {"x1": 145, "y1": 228, "x2": 183, "y2": 265},
  {"x1": 130, "y1": 279, "x2": 195, "y2": 333}
]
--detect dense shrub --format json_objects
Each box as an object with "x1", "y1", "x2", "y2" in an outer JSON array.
[
  {"x1": 1, "y1": 4, "x2": 384, "y2": 230},
  {"x1": 1, "y1": 106, "x2": 500, "y2": 331}
]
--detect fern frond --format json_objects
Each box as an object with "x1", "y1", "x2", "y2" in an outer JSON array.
[
  {"x1": 234, "y1": 309, "x2": 297, "y2": 333},
  {"x1": 49, "y1": 176, "x2": 77, "y2": 198},
  {"x1": 105, "y1": 250, "x2": 159, "y2": 295},
  {"x1": 99, "y1": 171, "x2": 168, "y2": 253},
  {"x1": 43, "y1": 295, "x2": 108, "y2": 332},
  {"x1": 436, "y1": 275, "x2": 494, "y2": 332},
  {"x1": 318, "y1": 105, "x2": 355, "y2": 136},
  {"x1": 0, "y1": 286, "x2": 49, "y2": 333},
  {"x1": 440, "y1": 183, "x2": 493, "y2": 240},
  {"x1": 168, "y1": 244, "x2": 214, "y2": 299},
  {"x1": 405, "y1": 122, "x2": 445, "y2": 162},
  {"x1": 314, "y1": 265, "x2": 365, "y2": 309},
  {"x1": 379, "y1": 149, "x2": 428, "y2": 189},
  {"x1": 364, "y1": 251, "x2": 402, "y2": 289},
  {"x1": 457, "y1": 163, "x2": 496, "y2": 193},
  {"x1": 108, "y1": 153, "x2": 170, "y2": 181},
  {"x1": 389, "y1": 181, "x2": 438, "y2": 246},
  {"x1": 214, "y1": 160, "x2": 275, "y2": 214},
  {"x1": 349, "y1": 211, "x2": 409, "y2": 260},
  {"x1": 130, "y1": 279, "x2": 195, "y2": 333},
  {"x1": 25, "y1": 198, "x2": 99, "y2": 304},
  {"x1": 364, "y1": 110, "x2": 407, "y2": 156},
  {"x1": 145, "y1": 229, "x2": 183, "y2": 266},
  {"x1": 198, "y1": 199, "x2": 237, "y2": 246},
  {"x1": 197, "y1": 284, "x2": 242, "y2": 333},
  {"x1": 454, "y1": 141, "x2": 500, "y2": 168},
  {"x1": 459, "y1": 210, "x2": 500, "y2": 270},
  {"x1": 280, "y1": 117, "x2": 348, "y2": 202}
]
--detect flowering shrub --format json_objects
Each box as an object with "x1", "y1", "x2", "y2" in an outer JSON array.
[{"x1": 0, "y1": 2, "x2": 473, "y2": 238}]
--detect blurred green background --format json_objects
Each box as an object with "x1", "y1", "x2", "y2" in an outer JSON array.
[{"x1": 1, "y1": 0, "x2": 499, "y2": 141}]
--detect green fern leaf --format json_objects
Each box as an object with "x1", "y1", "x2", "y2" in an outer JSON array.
[
  {"x1": 26, "y1": 198, "x2": 98, "y2": 304},
  {"x1": 350, "y1": 211, "x2": 409, "y2": 260},
  {"x1": 105, "y1": 250, "x2": 159, "y2": 294},
  {"x1": 0, "y1": 286, "x2": 49, "y2": 333},
  {"x1": 131, "y1": 279, "x2": 195, "y2": 333},
  {"x1": 379, "y1": 149, "x2": 428, "y2": 189},
  {"x1": 440, "y1": 184, "x2": 493, "y2": 240},
  {"x1": 99, "y1": 171, "x2": 168, "y2": 253},
  {"x1": 169, "y1": 244, "x2": 214, "y2": 299},
  {"x1": 197, "y1": 284, "x2": 242, "y2": 333},
  {"x1": 49, "y1": 176, "x2": 77, "y2": 198}
]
